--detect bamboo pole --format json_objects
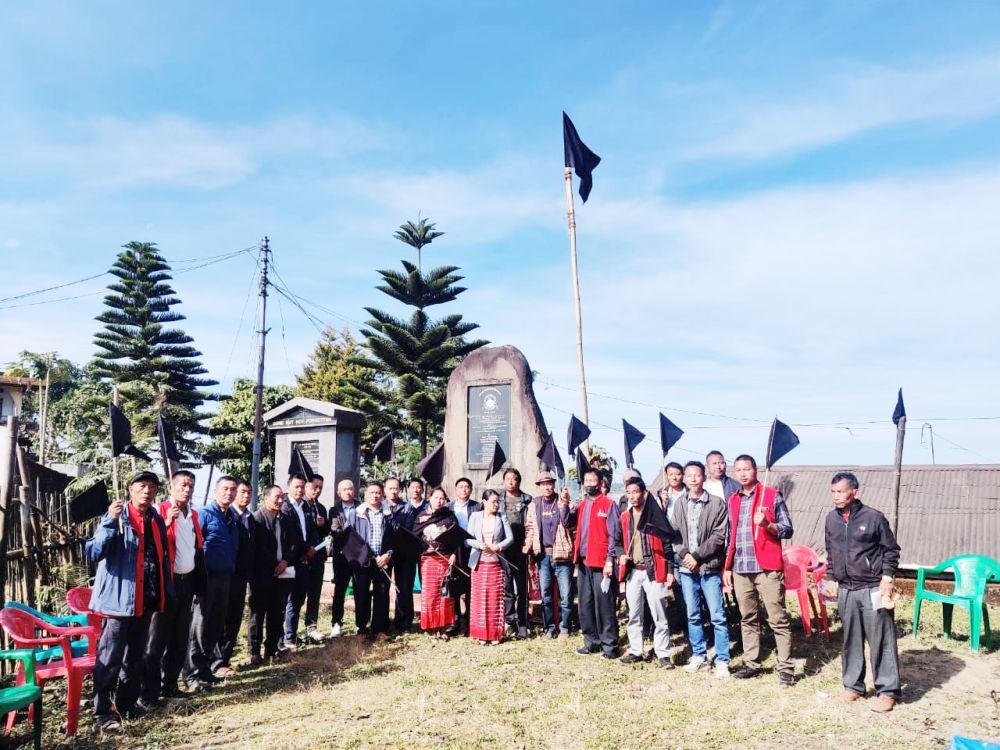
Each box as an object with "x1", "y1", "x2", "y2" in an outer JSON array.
[
  {"x1": 891, "y1": 415, "x2": 906, "y2": 534},
  {"x1": 564, "y1": 167, "x2": 590, "y2": 456}
]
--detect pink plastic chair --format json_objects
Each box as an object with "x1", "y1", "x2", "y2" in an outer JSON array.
[
  {"x1": 0, "y1": 607, "x2": 98, "y2": 736},
  {"x1": 65, "y1": 586, "x2": 104, "y2": 638},
  {"x1": 783, "y1": 545, "x2": 830, "y2": 639}
]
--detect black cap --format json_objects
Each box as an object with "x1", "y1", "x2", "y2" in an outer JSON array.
[{"x1": 128, "y1": 470, "x2": 161, "y2": 487}]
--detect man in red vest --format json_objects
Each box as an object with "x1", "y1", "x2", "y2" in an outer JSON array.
[
  {"x1": 573, "y1": 469, "x2": 623, "y2": 659},
  {"x1": 723, "y1": 455, "x2": 795, "y2": 687}
]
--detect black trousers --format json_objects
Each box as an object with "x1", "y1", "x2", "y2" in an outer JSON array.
[
  {"x1": 143, "y1": 572, "x2": 194, "y2": 699},
  {"x1": 577, "y1": 564, "x2": 618, "y2": 655},
  {"x1": 450, "y1": 555, "x2": 472, "y2": 633},
  {"x1": 93, "y1": 610, "x2": 152, "y2": 718},
  {"x1": 215, "y1": 572, "x2": 248, "y2": 669},
  {"x1": 248, "y1": 578, "x2": 293, "y2": 658},
  {"x1": 353, "y1": 561, "x2": 391, "y2": 635},
  {"x1": 839, "y1": 586, "x2": 902, "y2": 698},
  {"x1": 503, "y1": 548, "x2": 529, "y2": 632},
  {"x1": 392, "y1": 554, "x2": 416, "y2": 632},
  {"x1": 185, "y1": 571, "x2": 230, "y2": 683},
  {"x1": 284, "y1": 565, "x2": 309, "y2": 642},
  {"x1": 304, "y1": 556, "x2": 327, "y2": 630},
  {"x1": 331, "y1": 553, "x2": 353, "y2": 627}
]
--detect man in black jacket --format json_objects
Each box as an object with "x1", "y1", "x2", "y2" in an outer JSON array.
[
  {"x1": 501, "y1": 468, "x2": 532, "y2": 638},
  {"x1": 248, "y1": 485, "x2": 303, "y2": 664},
  {"x1": 302, "y1": 474, "x2": 330, "y2": 643},
  {"x1": 825, "y1": 472, "x2": 902, "y2": 713}
]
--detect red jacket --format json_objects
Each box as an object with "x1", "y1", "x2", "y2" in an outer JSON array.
[
  {"x1": 574, "y1": 494, "x2": 615, "y2": 569},
  {"x1": 619, "y1": 508, "x2": 670, "y2": 583},
  {"x1": 724, "y1": 484, "x2": 784, "y2": 572},
  {"x1": 158, "y1": 500, "x2": 203, "y2": 578}
]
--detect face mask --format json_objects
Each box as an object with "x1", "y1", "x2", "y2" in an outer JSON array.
[{"x1": 585, "y1": 486, "x2": 600, "y2": 497}]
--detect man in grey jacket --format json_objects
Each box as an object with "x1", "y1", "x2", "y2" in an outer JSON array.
[{"x1": 672, "y1": 461, "x2": 731, "y2": 678}]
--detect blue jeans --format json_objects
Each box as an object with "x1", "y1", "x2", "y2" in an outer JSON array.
[
  {"x1": 536, "y1": 553, "x2": 573, "y2": 633},
  {"x1": 679, "y1": 570, "x2": 729, "y2": 663}
]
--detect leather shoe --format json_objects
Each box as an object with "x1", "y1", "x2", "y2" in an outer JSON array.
[
  {"x1": 732, "y1": 666, "x2": 762, "y2": 680},
  {"x1": 869, "y1": 694, "x2": 896, "y2": 713}
]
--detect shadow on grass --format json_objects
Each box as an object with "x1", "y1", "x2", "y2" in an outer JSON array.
[{"x1": 897, "y1": 647, "x2": 967, "y2": 704}]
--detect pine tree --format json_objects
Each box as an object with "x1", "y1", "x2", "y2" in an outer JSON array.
[
  {"x1": 358, "y1": 219, "x2": 487, "y2": 454},
  {"x1": 92, "y1": 241, "x2": 217, "y2": 457}
]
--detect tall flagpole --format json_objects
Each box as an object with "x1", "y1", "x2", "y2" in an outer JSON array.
[{"x1": 564, "y1": 167, "x2": 591, "y2": 456}]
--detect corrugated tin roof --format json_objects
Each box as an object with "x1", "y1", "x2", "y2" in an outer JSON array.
[{"x1": 654, "y1": 465, "x2": 1000, "y2": 569}]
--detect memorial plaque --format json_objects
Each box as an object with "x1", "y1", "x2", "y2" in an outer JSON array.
[{"x1": 467, "y1": 384, "x2": 511, "y2": 464}]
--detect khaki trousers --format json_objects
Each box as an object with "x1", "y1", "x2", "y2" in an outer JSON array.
[{"x1": 733, "y1": 570, "x2": 793, "y2": 674}]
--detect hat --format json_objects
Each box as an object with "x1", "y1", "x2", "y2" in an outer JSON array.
[
  {"x1": 623, "y1": 469, "x2": 642, "y2": 482},
  {"x1": 128, "y1": 470, "x2": 161, "y2": 487},
  {"x1": 535, "y1": 470, "x2": 556, "y2": 485}
]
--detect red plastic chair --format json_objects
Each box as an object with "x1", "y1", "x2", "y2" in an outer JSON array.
[
  {"x1": 783, "y1": 545, "x2": 830, "y2": 639},
  {"x1": 65, "y1": 586, "x2": 104, "y2": 638},
  {"x1": 0, "y1": 607, "x2": 98, "y2": 736}
]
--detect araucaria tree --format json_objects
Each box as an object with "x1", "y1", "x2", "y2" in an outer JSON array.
[
  {"x1": 92, "y1": 241, "x2": 217, "y2": 458},
  {"x1": 358, "y1": 218, "x2": 487, "y2": 454}
]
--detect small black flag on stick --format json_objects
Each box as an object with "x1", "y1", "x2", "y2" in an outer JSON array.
[
  {"x1": 563, "y1": 112, "x2": 601, "y2": 203},
  {"x1": 658, "y1": 413, "x2": 684, "y2": 457},
  {"x1": 486, "y1": 440, "x2": 507, "y2": 481},
  {"x1": 416, "y1": 443, "x2": 446, "y2": 487},
  {"x1": 574, "y1": 448, "x2": 589, "y2": 488},
  {"x1": 567, "y1": 415, "x2": 591, "y2": 456},
  {"x1": 892, "y1": 389, "x2": 906, "y2": 426},
  {"x1": 536, "y1": 432, "x2": 565, "y2": 480},
  {"x1": 765, "y1": 418, "x2": 800, "y2": 470},
  {"x1": 289, "y1": 445, "x2": 316, "y2": 482},
  {"x1": 109, "y1": 403, "x2": 151, "y2": 461},
  {"x1": 70, "y1": 481, "x2": 111, "y2": 523},
  {"x1": 372, "y1": 432, "x2": 394, "y2": 463},
  {"x1": 157, "y1": 412, "x2": 180, "y2": 480},
  {"x1": 623, "y1": 420, "x2": 645, "y2": 469}
]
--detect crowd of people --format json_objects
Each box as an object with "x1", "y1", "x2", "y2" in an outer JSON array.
[{"x1": 85, "y1": 450, "x2": 904, "y2": 734}]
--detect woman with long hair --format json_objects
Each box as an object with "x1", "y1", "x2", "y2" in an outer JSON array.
[
  {"x1": 413, "y1": 487, "x2": 461, "y2": 639},
  {"x1": 466, "y1": 489, "x2": 514, "y2": 645}
]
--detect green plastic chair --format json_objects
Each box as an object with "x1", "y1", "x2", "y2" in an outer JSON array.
[
  {"x1": 912, "y1": 554, "x2": 1000, "y2": 651},
  {"x1": 0, "y1": 648, "x2": 43, "y2": 750}
]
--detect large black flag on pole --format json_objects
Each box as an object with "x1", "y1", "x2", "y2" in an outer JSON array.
[
  {"x1": 486, "y1": 440, "x2": 507, "y2": 481},
  {"x1": 658, "y1": 413, "x2": 684, "y2": 456},
  {"x1": 563, "y1": 112, "x2": 601, "y2": 203},
  {"x1": 288, "y1": 445, "x2": 316, "y2": 482},
  {"x1": 416, "y1": 443, "x2": 446, "y2": 487},
  {"x1": 622, "y1": 420, "x2": 645, "y2": 469},
  {"x1": 536, "y1": 432, "x2": 565, "y2": 480},
  {"x1": 567, "y1": 415, "x2": 591, "y2": 456},
  {"x1": 109, "y1": 403, "x2": 151, "y2": 462}
]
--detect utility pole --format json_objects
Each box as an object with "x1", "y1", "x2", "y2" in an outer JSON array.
[
  {"x1": 890, "y1": 413, "x2": 906, "y2": 534},
  {"x1": 250, "y1": 237, "x2": 270, "y2": 510}
]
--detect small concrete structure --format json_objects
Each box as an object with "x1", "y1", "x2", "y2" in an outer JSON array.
[
  {"x1": 442, "y1": 345, "x2": 549, "y2": 497},
  {"x1": 263, "y1": 397, "x2": 365, "y2": 490},
  {"x1": 0, "y1": 376, "x2": 38, "y2": 420}
]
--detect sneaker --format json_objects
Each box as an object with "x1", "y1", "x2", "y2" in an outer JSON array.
[
  {"x1": 576, "y1": 645, "x2": 600, "y2": 656},
  {"x1": 683, "y1": 655, "x2": 707, "y2": 672},
  {"x1": 714, "y1": 661, "x2": 730, "y2": 679},
  {"x1": 620, "y1": 653, "x2": 644, "y2": 665},
  {"x1": 842, "y1": 689, "x2": 864, "y2": 702},
  {"x1": 93, "y1": 716, "x2": 122, "y2": 734},
  {"x1": 658, "y1": 657, "x2": 675, "y2": 669},
  {"x1": 281, "y1": 639, "x2": 298, "y2": 651},
  {"x1": 732, "y1": 665, "x2": 761, "y2": 680},
  {"x1": 778, "y1": 672, "x2": 795, "y2": 688},
  {"x1": 306, "y1": 628, "x2": 325, "y2": 644},
  {"x1": 869, "y1": 694, "x2": 896, "y2": 713},
  {"x1": 330, "y1": 623, "x2": 343, "y2": 638}
]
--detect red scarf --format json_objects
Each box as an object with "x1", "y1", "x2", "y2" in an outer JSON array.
[{"x1": 127, "y1": 502, "x2": 167, "y2": 616}]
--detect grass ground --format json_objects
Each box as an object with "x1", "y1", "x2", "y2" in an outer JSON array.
[{"x1": 13, "y1": 596, "x2": 1000, "y2": 750}]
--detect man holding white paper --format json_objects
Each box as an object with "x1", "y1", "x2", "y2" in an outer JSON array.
[{"x1": 825, "y1": 472, "x2": 902, "y2": 713}]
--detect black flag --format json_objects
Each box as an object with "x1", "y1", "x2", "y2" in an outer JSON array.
[
  {"x1": 487, "y1": 440, "x2": 507, "y2": 481},
  {"x1": 658, "y1": 413, "x2": 684, "y2": 456},
  {"x1": 623, "y1": 420, "x2": 645, "y2": 469},
  {"x1": 892, "y1": 389, "x2": 906, "y2": 426},
  {"x1": 109, "y1": 404, "x2": 151, "y2": 461},
  {"x1": 157, "y1": 412, "x2": 180, "y2": 477},
  {"x1": 70, "y1": 481, "x2": 110, "y2": 523},
  {"x1": 338, "y1": 526, "x2": 371, "y2": 568},
  {"x1": 563, "y1": 112, "x2": 601, "y2": 203},
  {"x1": 567, "y1": 415, "x2": 591, "y2": 456},
  {"x1": 574, "y1": 448, "x2": 589, "y2": 487},
  {"x1": 288, "y1": 445, "x2": 315, "y2": 481},
  {"x1": 536, "y1": 432, "x2": 565, "y2": 480},
  {"x1": 372, "y1": 432, "x2": 394, "y2": 463},
  {"x1": 635, "y1": 494, "x2": 678, "y2": 544},
  {"x1": 416, "y1": 443, "x2": 446, "y2": 487},
  {"x1": 765, "y1": 418, "x2": 800, "y2": 469}
]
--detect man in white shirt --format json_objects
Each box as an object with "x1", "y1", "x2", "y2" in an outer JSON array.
[
  {"x1": 281, "y1": 474, "x2": 311, "y2": 648},
  {"x1": 705, "y1": 451, "x2": 740, "y2": 503},
  {"x1": 142, "y1": 470, "x2": 204, "y2": 703}
]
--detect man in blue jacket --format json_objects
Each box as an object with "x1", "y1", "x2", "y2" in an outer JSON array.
[
  {"x1": 88, "y1": 471, "x2": 172, "y2": 735},
  {"x1": 184, "y1": 475, "x2": 239, "y2": 691}
]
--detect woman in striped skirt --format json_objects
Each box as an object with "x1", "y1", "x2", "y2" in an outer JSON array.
[
  {"x1": 467, "y1": 490, "x2": 514, "y2": 645},
  {"x1": 414, "y1": 487, "x2": 461, "y2": 639}
]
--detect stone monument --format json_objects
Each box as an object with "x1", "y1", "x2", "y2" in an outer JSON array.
[
  {"x1": 263, "y1": 397, "x2": 365, "y2": 489},
  {"x1": 442, "y1": 345, "x2": 549, "y2": 496}
]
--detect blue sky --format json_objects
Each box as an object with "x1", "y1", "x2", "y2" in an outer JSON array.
[{"x1": 3, "y1": 1, "x2": 1000, "y2": 473}]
